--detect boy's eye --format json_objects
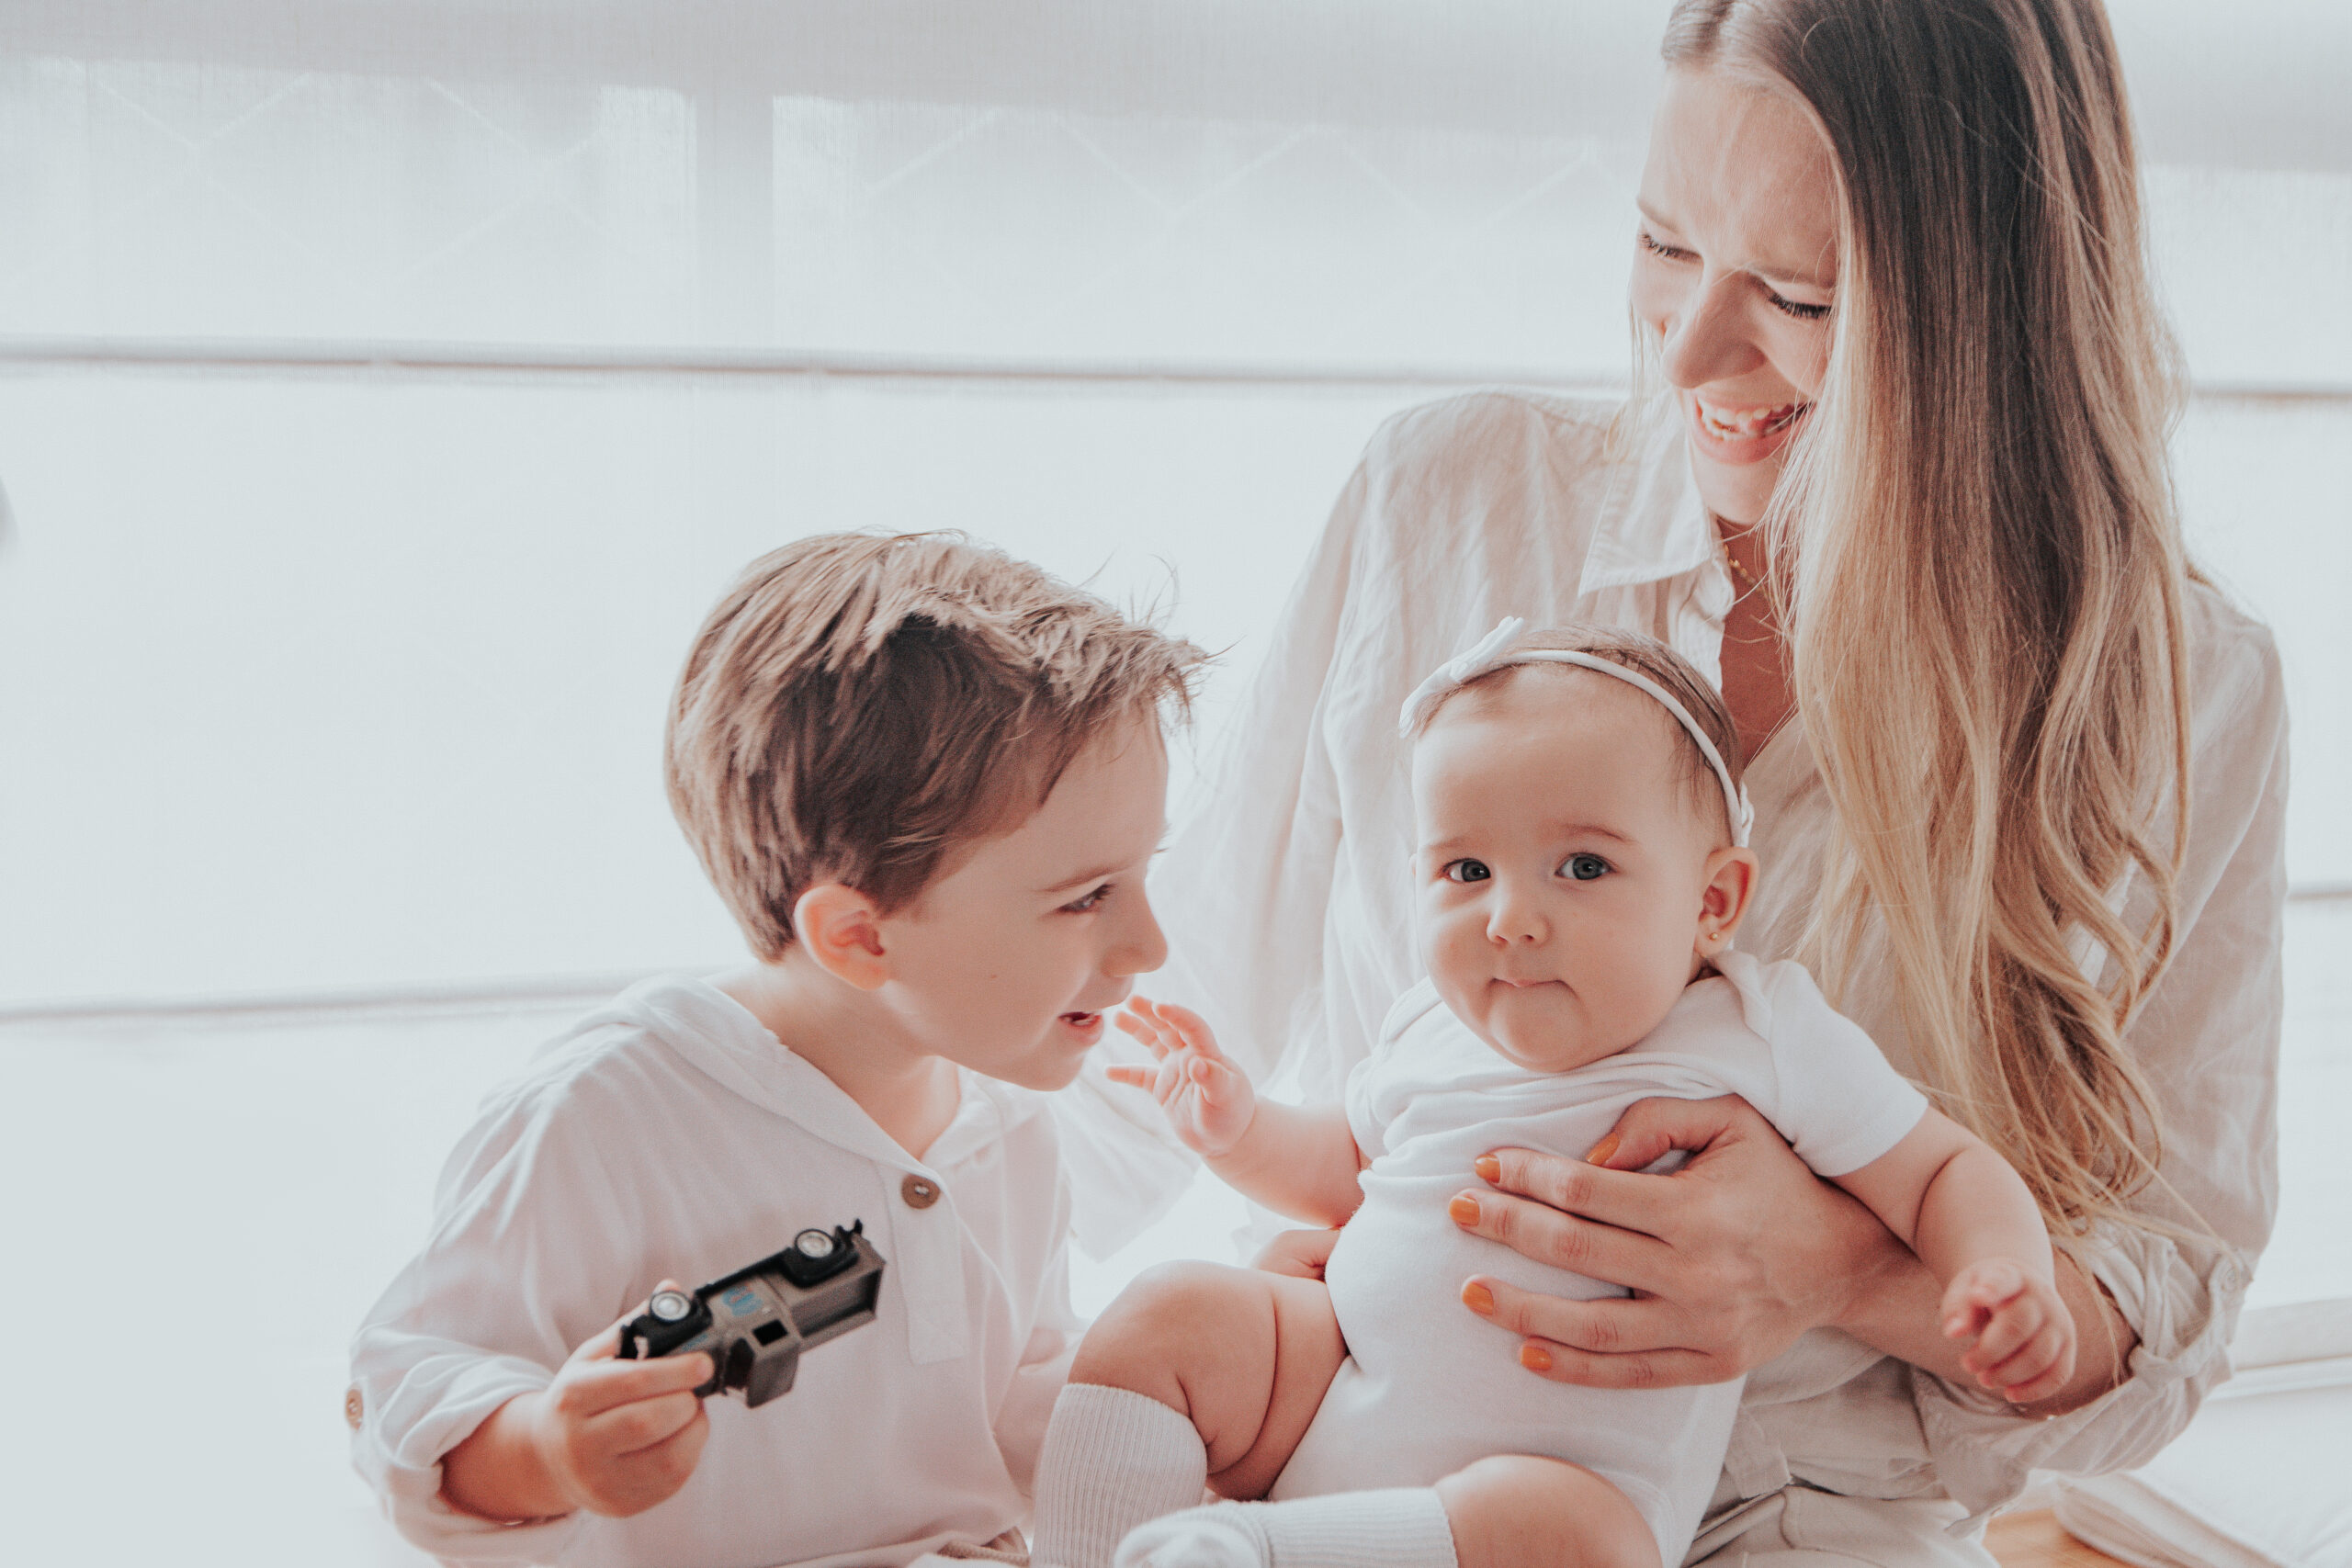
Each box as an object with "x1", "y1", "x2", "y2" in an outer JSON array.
[
  {"x1": 1062, "y1": 884, "x2": 1112, "y2": 913},
  {"x1": 1442, "y1": 859, "x2": 1492, "y2": 885},
  {"x1": 1561, "y1": 852, "x2": 1611, "y2": 882}
]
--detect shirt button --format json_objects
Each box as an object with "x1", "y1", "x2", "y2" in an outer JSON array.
[
  {"x1": 344, "y1": 1386, "x2": 364, "y2": 1429},
  {"x1": 900, "y1": 1174, "x2": 941, "y2": 1210}
]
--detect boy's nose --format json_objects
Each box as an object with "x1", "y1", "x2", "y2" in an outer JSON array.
[{"x1": 1108, "y1": 895, "x2": 1170, "y2": 976}]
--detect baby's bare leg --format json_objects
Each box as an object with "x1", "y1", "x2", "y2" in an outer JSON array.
[
  {"x1": 1437, "y1": 1456, "x2": 1660, "y2": 1568},
  {"x1": 1070, "y1": 1260, "x2": 1348, "y2": 1501}
]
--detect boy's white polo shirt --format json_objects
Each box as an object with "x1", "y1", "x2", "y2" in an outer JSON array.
[{"x1": 350, "y1": 975, "x2": 1080, "y2": 1568}]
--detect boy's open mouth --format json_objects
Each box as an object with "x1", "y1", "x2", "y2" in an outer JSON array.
[{"x1": 1059, "y1": 1010, "x2": 1100, "y2": 1026}]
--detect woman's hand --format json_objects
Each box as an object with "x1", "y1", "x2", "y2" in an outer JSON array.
[{"x1": 1450, "y1": 1096, "x2": 1909, "y2": 1387}]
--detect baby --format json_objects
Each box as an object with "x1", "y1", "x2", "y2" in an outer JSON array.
[{"x1": 1027, "y1": 619, "x2": 2077, "y2": 1568}]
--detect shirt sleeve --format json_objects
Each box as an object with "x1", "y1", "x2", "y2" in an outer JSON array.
[
  {"x1": 1744, "y1": 960, "x2": 1929, "y2": 1179},
  {"x1": 1908, "y1": 605, "x2": 2290, "y2": 1516},
  {"x1": 347, "y1": 1062, "x2": 650, "y2": 1562}
]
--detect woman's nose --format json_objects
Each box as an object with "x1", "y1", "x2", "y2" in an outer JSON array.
[{"x1": 1659, "y1": 273, "x2": 1760, "y2": 390}]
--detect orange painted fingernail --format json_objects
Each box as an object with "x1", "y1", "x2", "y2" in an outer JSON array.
[
  {"x1": 1520, "y1": 1344, "x2": 1553, "y2": 1372},
  {"x1": 1448, "y1": 1195, "x2": 1482, "y2": 1226},
  {"x1": 1587, "y1": 1135, "x2": 1620, "y2": 1166},
  {"x1": 1473, "y1": 1155, "x2": 1500, "y2": 1183},
  {"x1": 1462, "y1": 1280, "x2": 1495, "y2": 1315}
]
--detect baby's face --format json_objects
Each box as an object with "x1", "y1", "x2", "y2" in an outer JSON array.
[{"x1": 1411, "y1": 670, "x2": 1727, "y2": 1073}]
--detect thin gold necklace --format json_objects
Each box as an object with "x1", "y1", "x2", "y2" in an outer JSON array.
[{"x1": 1713, "y1": 516, "x2": 1765, "y2": 597}]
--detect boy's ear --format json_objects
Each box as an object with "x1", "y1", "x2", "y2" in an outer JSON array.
[
  {"x1": 1694, "y1": 846, "x2": 1761, "y2": 960},
  {"x1": 792, "y1": 883, "x2": 891, "y2": 991}
]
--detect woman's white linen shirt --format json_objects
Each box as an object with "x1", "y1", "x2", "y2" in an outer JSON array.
[
  {"x1": 348, "y1": 976, "x2": 1080, "y2": 1568},
  {"x1": 1141, "y1": 390, "x2": 2290, "y2": 1519}
]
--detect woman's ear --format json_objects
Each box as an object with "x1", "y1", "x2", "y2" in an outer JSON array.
[
  {"x1": 1694, "y1": 846, "x2": 1761, "y2": 959},
  {"x1": 792, "y1": 883, "x2": 891, "y2": 991}
]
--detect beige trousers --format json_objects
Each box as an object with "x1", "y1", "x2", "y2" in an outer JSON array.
[{"x1": 1685, "y1": 1487, "x2": 1996, "y2": 1567}]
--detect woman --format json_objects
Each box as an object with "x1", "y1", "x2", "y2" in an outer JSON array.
[{"x1": 1140, "y1": 0, "x2": 2288, "y2": 1561}]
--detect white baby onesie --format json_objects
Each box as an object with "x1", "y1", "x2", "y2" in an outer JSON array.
[{"x1": 1270, "y1": 950, "x2": 1929, "y2": 1566}]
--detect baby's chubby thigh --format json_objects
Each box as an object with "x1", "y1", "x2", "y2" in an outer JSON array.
[{"x1": 1067, "y1": 1259, "x2": 1349, "y2": 1501}]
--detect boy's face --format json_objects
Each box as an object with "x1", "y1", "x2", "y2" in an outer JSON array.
[
  {"x1": 874, "y1": 713, "x2": 1170, "y2": 1091},
  {"x1": 1411, "y1": 671, "x2": 1725, "y2": 1073}
]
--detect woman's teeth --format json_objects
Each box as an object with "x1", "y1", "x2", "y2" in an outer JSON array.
[{"x1": 1696, "y1": 400, "x2": 1805, "y2": 439}]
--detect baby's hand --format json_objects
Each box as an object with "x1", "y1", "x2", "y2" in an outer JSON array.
[
  {"x1": 528, "y1": 1285, "x2": 715, "y2": 1517},
  {"x1": 1108, "y1": 995, "x2": 1258, "y2": 1157},
  {"x1": 1940, "y1": 1258, "x2": 2076, "y2": 1404}
]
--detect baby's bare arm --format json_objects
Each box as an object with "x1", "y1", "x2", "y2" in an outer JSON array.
[
  {"x1": 1112, "y1": 997, "x2": 1366, "y2": 1226},
  {"x1": 1833, "y1": 1109, "x2": 2051, "y2": 1280},
  {"x1": 1211, "y1": 1101, "x2": 1367, "y2": 1227},
  {"x1": 1834, "y1": 1109, "x2": 2077, "y2": 1401}
]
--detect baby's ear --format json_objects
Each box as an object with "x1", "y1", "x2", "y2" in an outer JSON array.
[
  {"x1": 1694, "y1": 846, "x2": 1761, "y2": 958},
  {"x1": 792, "y1": 883, "x2": 890, "y2": 991}
]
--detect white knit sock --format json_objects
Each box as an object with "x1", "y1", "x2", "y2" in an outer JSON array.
[
  {"x1": 1029, "y1": 1384, "x2": 1211, "y2": 1568},
  {"x1": 1114, "y1": 1490, "x2": 1459, "y2": 1568}
]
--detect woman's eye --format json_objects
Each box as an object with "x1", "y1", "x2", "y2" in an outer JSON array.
[
  {"x1": 1062, "y1": 884, "x2": 1112, "y2": 913},
  {"x1": 1561, "y1": 853, "x2": 1611, "y2": 882},
  {"x1": 1442, "y1": 859, "x2": 1492, "y2": 885},
  {"x1": 1768, "y1": 291, "x2": 1832, "y2": 321},
  {"x1": 1638, "y1": 230, "x2": 1690, "y2": 261}
]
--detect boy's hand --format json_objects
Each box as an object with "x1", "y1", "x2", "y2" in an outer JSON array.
[
  {"x1": 1108, "y1": 995, "x2": 1259, "y2": 1157},
  {"x1": 442, "y1": 1282, "x2": 715, "y2": 1521},
  {"x1": 1941, "y1": 1258, "x2": 2077, "y2": 1404}
]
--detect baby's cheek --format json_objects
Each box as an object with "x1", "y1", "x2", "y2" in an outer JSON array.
[{"x1": 1420, "y1": 925, "x2": 1487, "y2": 1021}]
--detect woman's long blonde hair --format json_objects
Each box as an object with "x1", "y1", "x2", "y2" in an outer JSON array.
[{"x1": 1660, "y1": 0, "x2": 2195, "y2": 1235}]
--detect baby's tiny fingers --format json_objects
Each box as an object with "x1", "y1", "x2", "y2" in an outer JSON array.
[
  {"x1": 1965, "y1": 1298, "x2": 2046, "y2": 1376},
  {"x1": 1153, "y1": 1000, "x2": 1224, "y2": 1056},
  {"x1": 1984, "y1": 1331, "x2": 2066, "y2": 1399},
  {"x1": 1114, "y1": 1010, "x2": 1171, "y2": 1055},
  {"x1": 1997, "y1": 1348, "x2": 2077, "y2": 1406},
  {"x1": 1106, "y1": 1065, "x2": 1156, "y2": 1088}
]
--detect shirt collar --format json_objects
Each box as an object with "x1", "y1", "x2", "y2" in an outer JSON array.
[
  {"x1": 1576, "y1": 400, "x2": 1720, "y2": 597},
  {"x1": 585, "y1": 972, "x2": 1043, "y2": 1176}
]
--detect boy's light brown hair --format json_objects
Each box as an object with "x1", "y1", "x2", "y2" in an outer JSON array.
[{"x1": 666, "y1": 532, "x2": 1204, "y2": 959}]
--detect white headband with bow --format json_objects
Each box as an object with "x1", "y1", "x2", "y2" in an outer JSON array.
[{"x1": 1397, "y1": 616, "x2": 1755, "y2": 848}]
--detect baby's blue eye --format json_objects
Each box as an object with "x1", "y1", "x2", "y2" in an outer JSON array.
[
  {"x1": 1063, "y1": 884, "x2": 1112, "y2": 912},
  {"x1": 1443, "y1": 859, "x2": 1492, "y2": 885},
  {"x1": 1562, "y1": 853, "x2": 1610, "y2": 882}
]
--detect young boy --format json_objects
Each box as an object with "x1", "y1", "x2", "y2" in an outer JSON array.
[
  {"x1": 348, "y1": 533, "x2": 1203, "y2": 1567},
  {"x1": 1027, "y1": 620, "x2": 2076, "y2": 1568}
]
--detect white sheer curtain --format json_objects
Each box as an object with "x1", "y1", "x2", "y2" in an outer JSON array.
[{"x1": 1, "y1": 0, "x2": 2346, "y2": 1004}]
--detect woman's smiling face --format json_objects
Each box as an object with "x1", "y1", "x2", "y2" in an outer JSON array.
[{"x1": 1630, "y1": 68, "x2": 1841, "y2": 525}]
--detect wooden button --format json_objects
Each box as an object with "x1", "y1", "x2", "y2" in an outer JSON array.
[
  {"x1": 900, "y1": 1174, "x2": 941, "y2": 1210},
  {"x1": 344, "y1": 1386, "x2": 364, "y2": 1430}
]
